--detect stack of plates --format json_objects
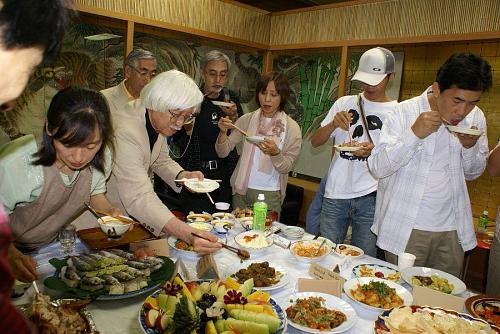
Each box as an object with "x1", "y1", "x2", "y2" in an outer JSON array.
[{"x1": 282, "y1": 226, "x2": 304, "y2": 239}]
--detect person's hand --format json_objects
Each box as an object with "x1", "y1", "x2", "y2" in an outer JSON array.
[
  {"x1": 352, "y1": 142, "x2": 374, "y2": 158},
  {"x1": 218, "y1": 116, "x2": 234, "y2": 133},
  {"x1": 411, "y1": 111, "x2": 442, "y2": 139},
  {"x1": 190, "y1": 229, "x2": 222, "y2": 255},
  {"x1": 332, "y1": 111, "x2": 352, "y2": 131},
  {"x1": 108, "y1": 207, "x2": 123, "y2": 218},
  {"x1": 258, "y1": 138, "x2": 280, "y2": 156},
  {"x1": 455, "y1": 126, "x2": 481, "y2": 149},
  {"x1": 179, "y1": 170, "x2": 204, "y2": 181},
  {"x1": 8, "y1": 245, "x2": 37, "y2": 283}
]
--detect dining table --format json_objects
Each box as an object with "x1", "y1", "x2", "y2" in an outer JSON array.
[{"x1": 12, "y1": 221, "x2": 475, "y2": 334}]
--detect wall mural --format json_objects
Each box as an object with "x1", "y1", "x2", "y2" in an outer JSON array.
[{"x1": 0, "y1": 21, "x2": 262, "y2": 144}]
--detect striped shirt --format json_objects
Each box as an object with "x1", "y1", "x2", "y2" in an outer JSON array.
[{"x1": 368, "y1": 88, "x2": 488, "y2": 255}]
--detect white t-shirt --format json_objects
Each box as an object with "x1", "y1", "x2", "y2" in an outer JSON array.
[
  {"x1": 248, "y1": 118, "x2": 280, "y2": 191},
  {"x1": 322, "y1": 94, "x2": 397, "y2": 199},
  {"x1": 414, "y1": 125, "x2": 455, "y2": 231}
]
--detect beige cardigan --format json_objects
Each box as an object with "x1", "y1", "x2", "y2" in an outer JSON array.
[
  {"x1": 215, "y1": 111, "x2": 302, "y2": 202},
  {"x1": 101, "y1": 81, "x2": 133, "y2": 124},
  {"x1": 106, "y1": 100, "x2": 183, "y2": 236}
]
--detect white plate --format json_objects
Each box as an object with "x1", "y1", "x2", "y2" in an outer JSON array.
[
  {"x1": 333, "y1": 244, "x2": 364, "y2": 258},
  {"x1": 212, "y1": 212, "x2": 236, "y2": 220},
  {"x1": 187, "y1": 222, "x2": 213, "y2": 232},
  {"x1": 234, "y1": 231, "x2": 273, "y2": 255},
  {"x1": 167, "y1": 236, "x2": 199, "y2": 258},
  {"x1": 344, "y1": 277, "x2": 413, "y2": 312},
  {"x1": 401, "y1": 266, "x2": 466, "y2": 295},
  {"x1": 283, "y1": 292, "x2": 358, "y2": 333},
  {"x1": 334, "y1": 145, "x2": 361, "y2": 152},
  {"x1": 246, "y1": 136, "x2": 265, "y2": 144},
  {"x1": 211, "y1": 100, "x2": 234, "y2": 107},
  {"x1": 352, "y1": 263, "x2": 402, "y2": 283},
  {"x1": 183, "y1": 179, "x2": 220, "y2": 193},
  {"x1": 282, "y1": 226, "x2": 305, "y2": 239},
  {"x1": 445, "y1": 125, "x2": 483, "y2": 136},
  {"x1": 226, "y1": 260, "x2": 289, "y2": 291}
]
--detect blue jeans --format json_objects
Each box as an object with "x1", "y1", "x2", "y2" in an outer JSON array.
[
  {"x1": 319, "y1": 193, "x2": 377, "y2": 257},
  {"x1": 305, "y1": 176, "x2": 327, "y2": 235}
]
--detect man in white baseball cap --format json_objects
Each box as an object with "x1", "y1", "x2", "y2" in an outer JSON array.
[{"x1": 311, "y1": 47, "x2": 397, "y2": 258}]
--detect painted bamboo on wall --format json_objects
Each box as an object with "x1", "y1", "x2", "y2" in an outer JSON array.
[
  {"x1": 75, "y1": 0, "x2": 271, "y2": 45},
  {"x1": 270, "y1": 0, "x2": 500, "y2": 46}
]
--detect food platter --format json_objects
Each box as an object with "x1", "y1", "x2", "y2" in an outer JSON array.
[
  {"x1": 445, "y1": 125, "x2": 483, "y2": 136},
  {"x1": 44, "y1": 251, "x2": 174, "y2": 301},
  {"x1": 211, "y1": 100, "x2": 234, "y2": 108},
  {"x1": 167, "y1": 236, "x2": 199, "y2": 258},
  {"x1": 352, "y1": 263, "x2": 402, "y2": 283},
  {"x1": 184, "y1": 179, "x2": 220, "y2": 193},
  {"x1": 139, "y1": 279, "x2": 287, "y2": 334},
  {"x1": 343, "y1": 277, "x2": 413, "y2": 312},
  {"x1": 246, "y1": 135, "x2": 265, "y2": 144},
  {"x1": 401, "y1": 266, "x2": 466, "y2": 295},
  {"x1": 226, "y1": 260, "x2": 289, "y2": 291},
  {"x1": 283, "y1": 292, "x2": 358, "y2": 333},
  {"x1": 332, "y1": 244, "x2": 364, "y2": 258},
  {"x1": 465, "y1": 295, "x2": 500, "y2": 328},
  {"x1": 333, "y1": 145, "x2": 361, "y2": 152},
  {"x1": 18, "y1": 295, "x2": 98, "y2": 334},
  {"x1": 374, "y1": 305, "x2": 500, "y2": 333}
]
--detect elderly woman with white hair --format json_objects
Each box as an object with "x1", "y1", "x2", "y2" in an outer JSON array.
[{"x1": 106, "y1": 69, "x2": 221, "y2": 254}]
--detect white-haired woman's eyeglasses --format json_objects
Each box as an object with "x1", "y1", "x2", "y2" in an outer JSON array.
[{"x1": 167, "y1": 110, "x2": 196, "y2": 124}]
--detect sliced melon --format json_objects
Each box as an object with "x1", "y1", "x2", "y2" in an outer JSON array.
[
  {"x1": 225, "y1": 318, "x2": 268, "y2": 334},
  {"x1": 229, "y1": 309, "x2": 280, "y2": 333},
  {"x1": 225, "y1": 277, "x2": 241, "y2": 290},
  {"x1": 237, "y1": 278, "x2": 254, "y2": 297},
  {"x1": 215, "y1": 319, "x2": 226, "y2": 333},
  {"x1": 157, "y1": 294, "x2": 169, "y2": 312},
  {"x1": 205, "y1": 320, "x2": 217, "y2": 334}
]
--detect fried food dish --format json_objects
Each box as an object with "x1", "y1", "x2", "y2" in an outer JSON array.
[
  {"x1": 233, "y1": 262, "x2": 282, "y2": 287},
  {"x1": 351, "y1": 281, "x2": 403, "y2": 309},
  {"x1": 286, "y1": 296, "x2": 347, "y2": 330},
  {"x1": 293, "y1": 241, "x2": 328, "y2": 257},
  {"x1": 175, "y1": 239, "x2": 194, "y2": 251},
  {"x1": 412, "y1": 275, "x2": 454, "y2": 294},
  {"x1": 359, "y1": 265, "x2": 401, "y2": 281},
  {"x1": 336, "y1": 245, "x2": 361, "y2": 256},
  {"x1": 31, "y1": 293, "x2": 91, "y2": 334},
  {"x1": 233, "y1": 207, "x2": 253, "y2": 218}
]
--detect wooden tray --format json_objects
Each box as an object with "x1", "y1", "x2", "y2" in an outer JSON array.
[{"x1": 77, "y1": 225, "x2": 156, "y2": 250}]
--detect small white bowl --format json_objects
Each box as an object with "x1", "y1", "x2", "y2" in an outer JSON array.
[
  {"x1": 213, "y1": 220, "x2": 234, "y2": 233},
  {"x1": 282, "y1": 226, "x2": 304, "y2": 239},
  {"x1": 98, "y1": 216, "x2": 131, "y2": 237},
  {"x1": 234, "y1": 231, "x2": 273, "y2": 256},
  {"x1": 215, "y1": 202, "x2": 230, "y2": 211},
  {"x1": 188, "y1": 222, "x2": 213, "y2": 232}
]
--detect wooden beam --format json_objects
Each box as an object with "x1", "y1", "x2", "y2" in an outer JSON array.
[
  {"x1": 271, "y1": 0, "x2": 384, "y2": 16},
  {"x1": 125, "y1": 21, "x2": 134, "y2": 57},
  {"x1": 269, "y1": 31, "x2": 500, "y2": 51},
  {"x1": 262, "y1": 51, "x2": 273, "y2": 73},
  {"x1": 337, "y1": 45, "x2": 349, "y2": 99}
]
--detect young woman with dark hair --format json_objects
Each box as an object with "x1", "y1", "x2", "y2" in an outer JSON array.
[
  {"x1": 0, "y1": 87, "x2": 122, "y2": 282},
  {"x1": 216, "y1": 71, "x2": 302, "y2": 214}
]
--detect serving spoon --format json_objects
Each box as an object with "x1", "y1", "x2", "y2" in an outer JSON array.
[{"x1": 191, "y1": 232, "x2": 250, "y2": 260}]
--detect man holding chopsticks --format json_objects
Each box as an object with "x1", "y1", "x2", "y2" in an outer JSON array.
[{"x1": 311, "y1": 47, "x2": 398, "y2": 258}]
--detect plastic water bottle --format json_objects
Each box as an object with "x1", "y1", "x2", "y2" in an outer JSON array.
[
  {"x1": 478, "y1": 210, "x2": 489, "y2": 234},
  {"x1": 252, "y1": 194, "x2": 267, "y2": 232}
]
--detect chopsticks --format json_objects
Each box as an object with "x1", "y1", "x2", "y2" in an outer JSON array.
[
  {"x1": 206, "y1": 192, "x2": 215, "y2": 205},
  {"x1": 191, "y1": 232, "x2": 250, "y2": 260},
  {"x1": 84, "y1": 203, "x2": 134, "y2": 225},
  {"x1": 231, "y1": 123, "x2": 249, "y2": 137}
]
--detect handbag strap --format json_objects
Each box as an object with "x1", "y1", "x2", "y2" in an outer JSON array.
[{"x1": 357, "y1": 93, "x2": 373, "y2": 144}]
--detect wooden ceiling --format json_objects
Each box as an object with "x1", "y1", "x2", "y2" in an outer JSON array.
[{"x1": 234, "y1": 0, "x2": 351, "y2": 12}]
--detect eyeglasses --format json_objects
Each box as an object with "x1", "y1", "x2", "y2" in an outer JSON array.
[
  {"x1": 205, "y1": 70, "x2": 227, "y2": 80},
  {"x1": 167, "y1": 110, "x2": 196, "y2": 124},
  {"x1": 130, "y1": 66, "x2": 157, "y2": 79}
]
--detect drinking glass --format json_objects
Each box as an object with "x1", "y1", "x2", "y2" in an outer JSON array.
[{"x1": 59, "y1": 225, "x2": 76, "y2": 255}]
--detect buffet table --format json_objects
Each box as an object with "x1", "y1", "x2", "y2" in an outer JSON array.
[{"x1": 12, "y1": 222, "x2": 474, "y2": 334}]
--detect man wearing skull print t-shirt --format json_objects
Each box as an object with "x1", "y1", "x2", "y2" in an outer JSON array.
[{"x1": 311, "y1": 47, "x2": 397, "y2": 257}]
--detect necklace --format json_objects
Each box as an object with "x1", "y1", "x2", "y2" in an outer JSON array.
[{"x1": 168, "y1": 119, "x2": 195, "y2": 159}]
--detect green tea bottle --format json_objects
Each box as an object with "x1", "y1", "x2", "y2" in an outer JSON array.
[{"x1": 252, "y1": 193, "x2": 267, "y2": 232}]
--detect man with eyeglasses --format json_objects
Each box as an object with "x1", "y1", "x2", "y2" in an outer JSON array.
[
  {"x1": 170, "y1": 50, "x2": 243, "y2": 214},
  {"x1": 101, "y1": 48, "x2": 157, "y2": 122},
  {"x1": 107, "y1": 70, "x2": 221, "y2": 254}
]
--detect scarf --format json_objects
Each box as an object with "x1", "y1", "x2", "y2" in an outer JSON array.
[{"x1": 234, "y1": 108, "x2": 287, "y2": 195}]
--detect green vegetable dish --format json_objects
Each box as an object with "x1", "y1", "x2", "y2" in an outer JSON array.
[{"x1": 411, "y1": 275, "x2": 454, "y2": 294}]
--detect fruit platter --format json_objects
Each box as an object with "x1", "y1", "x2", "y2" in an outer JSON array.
[
  {"x1": 139, "y1": 276, "x2": 286, "y2": 334},
  {"x1": 44, "y1": 249, "x2": 174, "y2": 300}
]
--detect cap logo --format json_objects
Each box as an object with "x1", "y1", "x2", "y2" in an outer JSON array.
[{"x1": 372, "y1": 67, "x2": 382, "y2": 72}]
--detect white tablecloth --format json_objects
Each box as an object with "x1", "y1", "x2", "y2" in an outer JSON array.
[{"x1": 12, "y1": 222, "x2": 473, "y2": 334}]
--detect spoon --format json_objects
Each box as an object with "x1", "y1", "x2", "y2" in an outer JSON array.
[
  {"x1": 315, "y1": 238, "x2": 328, "y2": 256},
  {"x1": 84, "y1": 202, "x2": 101, "y2": 219},
  {"x1": 191, "y1": 232, "x2": 250, "y2": 260}
]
